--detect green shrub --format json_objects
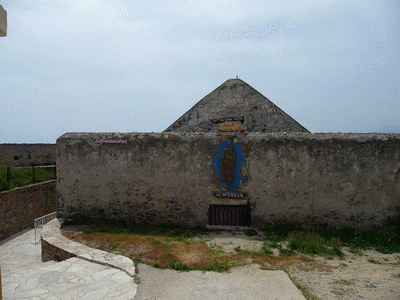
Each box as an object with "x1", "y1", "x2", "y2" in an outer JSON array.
[
  {"x1": 201, "y1": 259, "x2": 232, "y2": 272},
  {"x1": 63, "y1": 215, "x2": 93, "y2": 226},
  {"x1": 245, "y1": 229, "x2": 258, "y2": 237},
  {"x1": 288, "y1": 230, "x2": 344, "y2": 257},
  {"x1": 83, "y1": 228, "x2": 93, "y2": 234},
  {"x1": 168, "y1": 259, "x2": 193, "y2": 272}
]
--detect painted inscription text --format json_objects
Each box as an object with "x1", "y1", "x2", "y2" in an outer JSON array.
[
  {"x1": 94, "y1": 140, "x2": 128, "y2": 144},
  {"x1": 213, "y1": 191, "x2": 247, "y2": 199},
  {"x1": 211, "y1": 116, "x2": 244, "y2": 124}
]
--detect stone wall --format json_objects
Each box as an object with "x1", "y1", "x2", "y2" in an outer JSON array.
[
  {"x1": 41, "y1": 238, "x2": 76, "y2": 262},
  {"x1": 40, "y1": 219, "x2": 136, "y2": 277},
  {"x1": 0, "y1": 144, "x2": 56, "y2": 167},
  {"x1": 0, "y1": 180, "x2": 56, "y2": 241},
  {"x1": 57, "y1": 132, "x2": 400, "y2": 230}
]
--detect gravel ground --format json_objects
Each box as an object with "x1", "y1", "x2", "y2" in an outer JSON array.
[{"x1": 196, "y1": 231, "x2": 400, "y2": 300}]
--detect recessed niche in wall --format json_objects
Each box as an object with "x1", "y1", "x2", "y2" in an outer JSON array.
[{"x1": 208, "y1": 204, "x2": 251, "y2": 227}]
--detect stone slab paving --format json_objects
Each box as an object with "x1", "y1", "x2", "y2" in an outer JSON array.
[
  {"x1": 0, "y1": 229, "x2": 137, "y2": 300},
  {"x1": 41, "y1": 219, "x2": 135, "y2": 277}
]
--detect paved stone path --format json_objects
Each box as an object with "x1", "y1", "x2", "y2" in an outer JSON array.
[{"x1": 0, "y1": 229, "x2": 137, "y2": 300}]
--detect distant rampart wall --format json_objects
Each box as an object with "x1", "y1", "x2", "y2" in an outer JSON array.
[
  {"x1": 0, "y1": 144, "x2": 56, "y2": 167},
  {"x1": 0, "y1": 180, "x2": 56, "y2": 241},
  {"x1": 57, "y1": 132, "x2": 400, "y2": 230}
]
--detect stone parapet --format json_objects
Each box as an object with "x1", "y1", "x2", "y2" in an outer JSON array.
[
  {"x1": 41, "y1": 219, "x2": 135, "y2": 277},
  {"x1": 57, "y1": 132, "x2": 400, "y2": 230},
  {"x1": 0, "y1": 180, "x2": 56, "y2": 241},
  {"x1": 0, "y1": 143, "x2": 56, "y2": 167}
]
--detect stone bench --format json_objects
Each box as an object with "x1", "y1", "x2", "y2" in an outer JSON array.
[{"x1": 41, "y1": 218, "x2": 135, "y2": 277}]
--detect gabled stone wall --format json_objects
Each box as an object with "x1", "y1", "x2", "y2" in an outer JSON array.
[
  {"x1": 57, "y1": 132, "x2": 400, "y2": 230},
  {"x1": 164, "y1": 79, "x2": 309, "y2": 133}
]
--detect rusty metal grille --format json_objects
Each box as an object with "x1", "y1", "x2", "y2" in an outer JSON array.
[{"x1": 208, "y1": 204, "x2": 251, "y2": 226}]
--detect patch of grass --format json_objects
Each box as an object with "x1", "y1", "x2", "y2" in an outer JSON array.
[
  {"x1": 348, "y1": 243, "x2": 363, "y2": 255},
  {"x1": 132, "y1": 257, "x2": 141, "y2": 275},
  {"x1": 334, "y1": 278, "x2": 355, "y2": 285},
  {"x1": 279, "y1": 248, "x2": 296, "y2": 256},
  {"x1": 83, "y1": 228, "x2": 93, "y2": 234},
  {"x1": 288, "y1": 275, "x2": 319, "y2": 300},
  {"x1": 108, "y1": 240, "x2": 120, "y2": 251},
  {"x1": 259, "y1": 243, "x2": 274, "y2": 255},
  {"x1": 87, "y1": 222, "x2": 217, "y2": 239},
  {"x1": 168, "y1": 259, "x2": 193, "y2": 272},
  {"x1": 152, "y1": 239, "x2": 165, "y2": 246},
  {"x1": 288, "y1": 230, "x2": 344, "y2": 257},
  {"x1": 324, "y1": 225, "x2": 400, "y2": 254},
  {"x1": 265, "y1": 241, "x2": 296, "y2": 256},
  {"x1": 134, "y1": 275, "x2": 141, "y2": 284},
  {"x1": 0, "y1": 165, "x2": 56, "y2": 192},
  {"x1": 209, "y1": 243, "x2": 225, "y2": 255},
  {"x1": 234, "y1": 243, "x2": 273, "y2": 256},
  {"x1": 245, "y1": 229, "x2": 258, "y2": 237},
  {"x1": 201, "y1": 259, "x2": 232, "y2": 272},
  {"x1": 133, "y1": 257, "x2": 142, "y2": 264},
  {"x1": 262, "y1": 219, "x2": 400, "y2": 255},
  {"x1": 300, "y1": 255, "x2": 314, "y2": 262},
  {"x1": 268, "y1": 241, "x2": 280, "y2": 249},
  {"x1": 262, "y1": 222, "x2": 303, "y2": 242},
  {"x1": 63, "y1": 215, "x2": 93, "y2": 226},
  {"x1": 367, "y1": 258, "x2": 382, "y2": 264}
]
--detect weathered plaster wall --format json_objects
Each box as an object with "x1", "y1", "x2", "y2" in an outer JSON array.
[
  {"x1": 57, "y1": 132, "x2": 400, "y2": 230},
  {"x1": 0, "y1": 180, "x2": 56, "y2": 241},
  {"x1": 0, "y1": 144, "x2": 56, "y2": 167}
]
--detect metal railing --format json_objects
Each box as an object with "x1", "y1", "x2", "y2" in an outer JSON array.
[
  {"x1": 32, "y1": 211, "x2": 57, "y2": 244},
  {"x1": 2, "y1": 164, "x2": 56, "y2": 184}
]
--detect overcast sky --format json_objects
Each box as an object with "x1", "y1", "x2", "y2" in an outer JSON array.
[{"x1": 0, "y1": 0, "x2": 399, "y2": 143}]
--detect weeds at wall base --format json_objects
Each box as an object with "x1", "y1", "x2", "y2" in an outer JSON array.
[
  {"x1": 63, "y1": 216, "x2": 400, "y2": 259},
  {"x1": 261, "y1": 220, "x2": 400, "y2": 254}
]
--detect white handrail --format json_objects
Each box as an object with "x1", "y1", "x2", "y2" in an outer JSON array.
[{"x1": 32, "y1": 211, "x2": 57, "y2": 244}]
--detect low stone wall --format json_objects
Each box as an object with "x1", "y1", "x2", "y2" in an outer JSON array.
[
  {"x1": 41, "y1": 236, "x2": 76, "y2": 262},
  {"x1": 57, "y1": 132, "x2": 400, "y2": 230},
  {"x1": 0, "y1": 180, "x2": 56, "y2": 241},
  {"x1": 41, "y1": 219, "x2": 135, "y2": 276},
  {"x1": 0, "y1": 143, "x2": 56, "y2": 167}
]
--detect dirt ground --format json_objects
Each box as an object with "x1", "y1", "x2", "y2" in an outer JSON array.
[
  {"x1": 196, "y1": 231, "x2": 400, "y2": 300},
  {"x1": 62, "y1": 227, "x2": 400, "y2": 299}
]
